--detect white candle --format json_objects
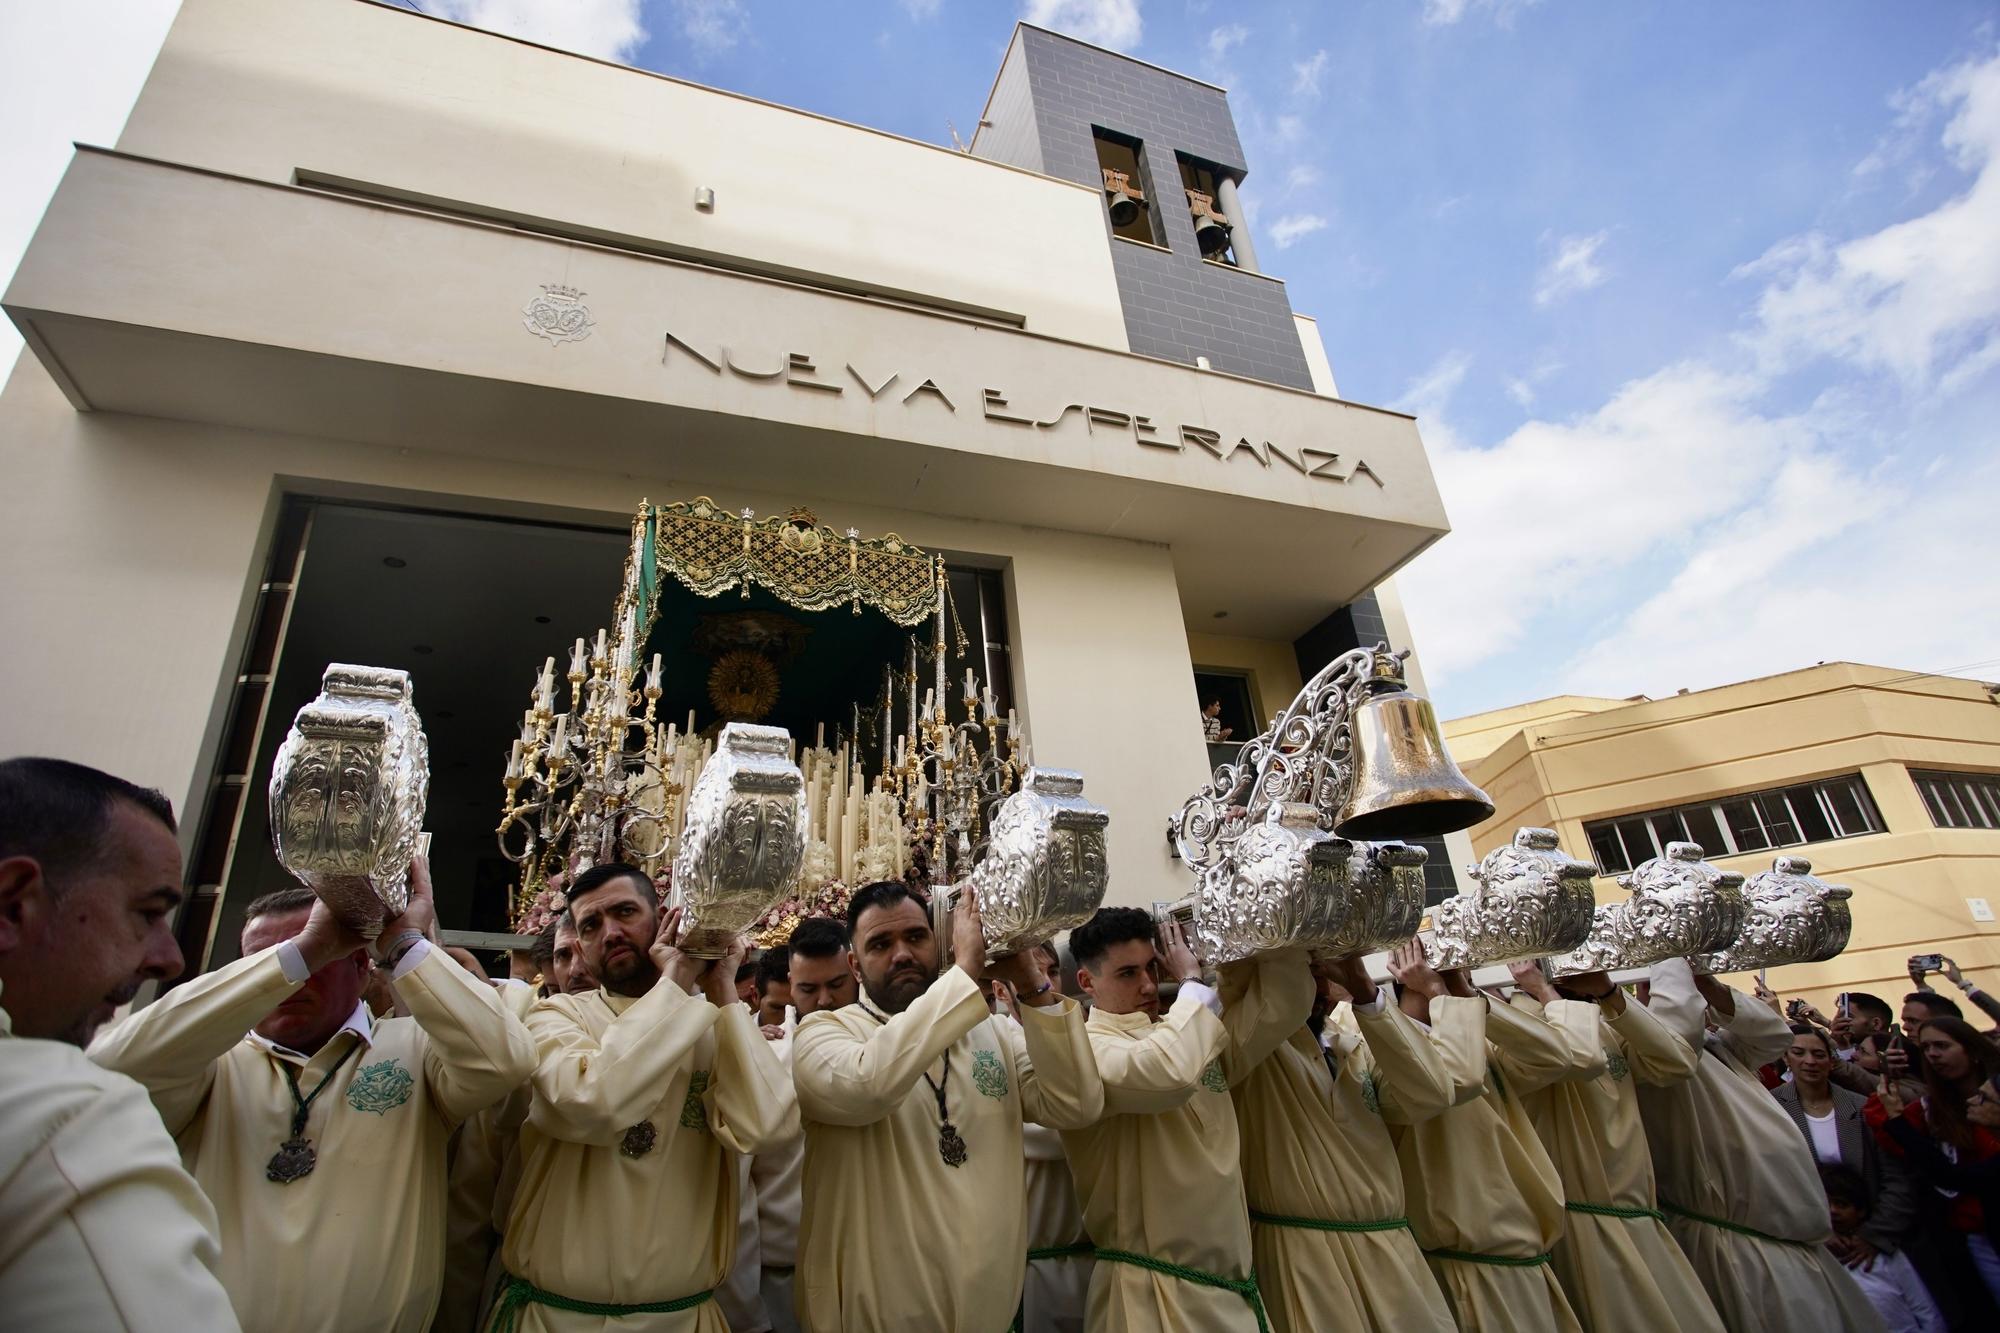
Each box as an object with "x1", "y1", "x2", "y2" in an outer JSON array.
[
  {"x1": 570, "y1": 638, "x2": 587, "y2": 676},
  {"x1": 647, "y1": 652, "x2": 662, "y2": 692},
  {"x1": 550, "y1": 713, "x2": 568, "y2": 754},
  {"x1": 1007, "y1": 708, "x2": 1019, "y2": 738},
  {"x1": 507, "y1": 740, "x2": 525, "y2": 780},
  {"x1": 964, "y1": 667, "x2": 977, "y2": 702},
  {"x1": 594, "y1": 628, "x2": 608, "y2": 662}
]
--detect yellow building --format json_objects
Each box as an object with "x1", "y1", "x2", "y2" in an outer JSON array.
[{"x1": 1443, "y1": 662, "x2": 2000, "y2": 1010}]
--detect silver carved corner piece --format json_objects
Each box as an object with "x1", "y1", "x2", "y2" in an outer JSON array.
[
  {"x1": 269, "y1": 664, "x2": 430, "y2": 932},
  {"x1": 1692, "y1": 855, "x2": 1853, "y2": 975},
  {"x1": 671, "y1": 722, "x2": 807, "y2": 957},
  {"x1": 1549, "y1": 841, "x2": 1746, "y2": 978},
  {"x1": 939, "y1": 767, "x2": 1110, "y2": 962},
  {"x1": 1322, "y1": 841, "x2": 1430, "y2": 957},
  {"x1": 1429, "y1": 827, "x2": 1597, "y2": 970},
  {"x1": 1184, "y1": 803, "x2": 1355, "y2": 966},
  {"x1": 522, "y1": 283, "x2": 594, "y2": 345}
]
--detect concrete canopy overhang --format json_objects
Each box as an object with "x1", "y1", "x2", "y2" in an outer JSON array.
[{"x1": 6, "y1": 150, "x2": 1450, "y2": 641}]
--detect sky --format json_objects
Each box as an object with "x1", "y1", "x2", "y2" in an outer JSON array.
[{"x1": 4, "y1": 0, "x2": 1998, "y2": 718}]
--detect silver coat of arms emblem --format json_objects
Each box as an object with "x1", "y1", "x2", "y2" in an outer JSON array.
[{"x1": 523, "y1": 284, "x2": 594, "y2": 344}]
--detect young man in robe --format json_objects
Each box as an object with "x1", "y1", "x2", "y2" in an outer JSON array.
[
  {"x1": 741, "y1": 916, "x2": 854, "y2": 1333},
  {"x1": 1060, "y1": 906, "x2": 1312, "y2": 1332},
  {"x1": 1386, "y1": 939, "x2": 1591, "y2": 1333},
  {"x1": 1236, "y1": 948, "x2": 1459, "y2": 1333},
  {"x1": 548, "y1": 911, "x2": 593, "y2": 995},
  {"x1": 1017, "y1": 943, "x2": 1093, "y2": 1333},
  {"x1": 88, "y1": 860, "x2": 537, "y2": 1333},
  {"x1": 791, "y1": 880, "x2": 1101, "y2": 1332},
  {"x1": 0, "y1": 757, "x2": 241, "y2": 1331},
  {"x1": 1638, "y1": 957, "x2": 1883, "y2": 1333},
  {"x1": 1506, "y1": 958, "x2": 1726, "y2": 1333},
  {"x1": 491, "y1": 862, "x2": 797, "y2": 1331}
]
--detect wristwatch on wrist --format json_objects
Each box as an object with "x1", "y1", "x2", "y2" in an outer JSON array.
[{"x1": 376, "y1": 928, "x2": 426, "y2": 969}]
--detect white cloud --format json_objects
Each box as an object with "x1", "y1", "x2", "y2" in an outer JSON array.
[
  {"x1": 1400, "y1": 46, "x2": 2000, "y2": 707},
  {"x1": 1269, "y1": 213, "x2": 1329, "y2": 249},
  {"x1": 901, "y1": 0, "x2": 942, "y2": 18},
  {"x1": 1206, "y1": 23, "x2": 1248, "y2": 61},
  {"x1": 1293, "y1": 50, "x2": 1329, "y2": 98},
  {"x1": 666, "y1": 0, "x2": 744, "y2": 56},
  {"x1": 0, "y1": 0, "x2": 182, "y2": 375},
  {"x1": 1275, "y1": 114, "x2": 1305, "y2": 144},
  {"x1": 1400, "y1": 350, "x2": 1472, "y2": 416},
  {"x1": 1733, "y1": 49, "x2": 2000, "y2": 389},
  {"x1": 1422, "y1": 0, "x2": 1542, "y2": 28},
  {"x1": 1284, "y1": 163, "x2": 1321, "y2": 193},
  {"x1": 1022, "y1": 0, "x2": 1142, "y2": 51},
  {"x1": 427, "y1": 0, "x2": 647, "y2": 62},
  {"x1": 1533, "y1": 229, "x2": 1610, "y2": 306}
]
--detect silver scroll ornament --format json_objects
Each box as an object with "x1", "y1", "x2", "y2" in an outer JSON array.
[
  {"x1": 1319, "y1": 841, "x2": 1431, "y2": 957},
  {"x1": 1428, "y1": 828, "x2": 1597, "y2": 970},
  {"x1": 671, "y1": 723, "x2": 808, "y2": 958},
  {"x1": 1549, "y1": 841, "x2": 1746, "y2": 977},
  {"x1": 936, "y1": 768, "x2": 1109, "y2": 963},
  {"x1": 1691, "y1": 855, "x2": 1853, "y2": 975},
  {"x1": 269, "y1": 664, "x2": 430, "y2": 931}
]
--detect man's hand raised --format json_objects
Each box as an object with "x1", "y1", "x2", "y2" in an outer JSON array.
[
  {"x1": 293, "y1": 896, "x2": 374, "y2": 974},
  {"x1": 1388, "y1": 938, "x2": 1445, "y2": 1000},
  {"x1": 649, "y1": 906, "x2": 707, "y2": 997},
  {"x1": 700, "y1": 934, "x2": 750, "y2": 1010},
  {"x1": 1508, "y1": 958, "x2": 1559, "y2": 1004},
  {"x1": 950, "y1": 886, "x2": 989, "y2": 982}
]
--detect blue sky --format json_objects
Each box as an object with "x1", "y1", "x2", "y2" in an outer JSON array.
[{"x1": 6, "y1": 0, "x2": 1999, "y2": 717}]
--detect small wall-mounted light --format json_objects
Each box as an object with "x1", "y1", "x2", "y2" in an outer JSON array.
[
  {"x1": 1196, "y1": 355, "x2": 1213, "y2": 371},
  {"x1": 694, "y1": 186, "x2": 716, "y2": 212}
]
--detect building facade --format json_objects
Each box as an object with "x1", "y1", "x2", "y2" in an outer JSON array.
[
  {"x1": 1, "y1": 0, "x2": 1462, "y2": 972},
  {"x1": 1444, "y1": 662, "x2": 2000, "y2": 1007}
]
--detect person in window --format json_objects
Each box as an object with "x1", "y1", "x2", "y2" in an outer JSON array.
[
  {"x1": 1774, "y1": 1026, "x2": 1918, "y2": 1270},
  {"x1": 1201, "y1": 699, "x2": 1233, "y2": 743},
  {"x1": 1866, "y1": 1017, "x2": 2000, "y2": 1327}
]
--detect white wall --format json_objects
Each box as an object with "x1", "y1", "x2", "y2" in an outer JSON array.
[
  {"x1": 113, "y1": 0, "x2": 1130, "y2": 349},
  {"x1": 0, "y1": 351, "x2": 1206, "y2": 907}
]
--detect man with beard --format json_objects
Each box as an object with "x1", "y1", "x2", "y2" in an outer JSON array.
[
  {"x1": 1058, "y1": 906, "x2": 1311, "y2": 1332},
  {"x1": 0, "y1": 757, "x2": 240, "y2": 1330},
  {"x1": 493, "y1": 862, "x2": 797, "y2": 1332},
  {"x1": 89, "y1": 861, "x2": 537, "y2": 1333},
  {"x1": 1505, "y1": 959, "x2": 1725, "y2": 1333},
  {"x1": 1638, "y1": 958, "x2": 1881, "y2": 1333},
  {"x1": 1234, "y1": 948, "x2": 1459, "y2": 1333},
  {"x1": 792, "y1": 881, "x2": 1101, "y2": 1332}
]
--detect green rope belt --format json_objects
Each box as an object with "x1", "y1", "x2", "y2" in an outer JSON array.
[
  {"x1": 1027, "y1": 1242, "x2": 1097, "y2": 1262},
  {"x1": 1093, "y1": 1247, "x2": 1271, "y2": 1333},
  {"x1": 1565, "y1": 1201, "x2": 1667, "y2": 1223},
  {"x1": 1423, "y1": 1247, "x2": 1554, "y2": 1269},
  {"x1": 489, "y1": 1275, "x2": 713, "y2": 1333},
  {"x1": 1659, "y1": 1200, "x2": 1816, "y2": 1249},
  {"x1": 1250, "y1": 1209, "x2": 1413, "y2": 1235}
]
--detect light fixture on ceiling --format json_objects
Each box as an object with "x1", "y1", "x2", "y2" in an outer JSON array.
[
  {"x1": 382, "y1": 556, "x2": 407, "y2": 569},
  {"x1": 1212, "y1": 611, "x2": 1229, "y2": 620},
  {"x1": 534, "y1": 615, "x2": 552, "y2": 624},
  {"x1": 412, "y1": 644, "x2": 434, "y2": 655}
]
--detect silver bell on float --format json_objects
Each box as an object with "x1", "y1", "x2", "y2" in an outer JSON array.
[{"x1": 1334, "y1": 654, "x2": 1495, "y2": 841}]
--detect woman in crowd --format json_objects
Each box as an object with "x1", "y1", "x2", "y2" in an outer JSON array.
[
  {"x1": 1775, "y1": 1025, "x2": 1917, "y2": 1267},
  {"x1": 1867, "y1": 1017, "x2": 2000, "y2": 1328}
]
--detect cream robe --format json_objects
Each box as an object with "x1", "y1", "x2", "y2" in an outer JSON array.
[
  {"x1": 792, "y1": 966, "x2": 1101, "y2": 1333},
  {"x1": 1060, "y1": 952, "x2": 1312, "y2": 1333},
  {"x1": 0, "y1": 997, "x2": 240, "y2": 1332},
  {"x1": 89, "y1": 943, "x2": 537, "y2": 1333},
  {"x1": 1514, "y1": 994, "x2": 1726, "y2": 1333},
  {"x1": 498, "y1": 979, "x2": 799, "y2": 1332},
  {"x1": 438, "y1": 981, "x2": 539, "y2": 1333},
  {"x1": 749, "y1": 1035, "x2": 804, "y2": 1333},
  {"x1": 1021, "y1": 1119, "x2": 1091, "y2": 1333},
  {"x1": 1238, "y1": 995, "x2": 1457, "y2": 1333},
  {"x1": 1391, "y1": 994, "x2": 1587, "y2": 1333},
  {"x1": 1638, "y1": 960, "x2": 1883, "y2": 1333}
]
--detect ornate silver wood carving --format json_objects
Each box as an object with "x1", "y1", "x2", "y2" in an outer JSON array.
[
  {"x1": 1428, "y1": 827, "x2": 1597, "y2": 970},
  {"x1": 1692, "y1": 855, "x2": 1853, "y2": 974},
  {"x1": 936, "y1": 768, "x2": 1109, "y2": 962},
  {"x1": 269, "y1": 664, "x2": 430, "y2": 931},
  {"x1": 1549, "y1": 841, "x2": 1745, "y2": 977},
  {"x1": 670, "y1": 723, "x2": 807, "y2": 957}
]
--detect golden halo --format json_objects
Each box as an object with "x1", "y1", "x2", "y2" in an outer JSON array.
[{"x1": 709, "y1": 649, "x2": 780, "y2": 720}]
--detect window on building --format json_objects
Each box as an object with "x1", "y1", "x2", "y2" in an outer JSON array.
[
  {"x1": 1093, "y1": 128, "x2": 1158, "y2": 246},
  {"x1": 1581, "y1": 773, "x2": 1884, "y2": 875},
  {"x1": 1913, "y1": 770, "x2": 2000, "y2": 830},
  {"x1": 1176, "y1": 153, "x2": 1239, "y2": 264}
]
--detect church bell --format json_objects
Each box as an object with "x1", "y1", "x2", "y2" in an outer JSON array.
[
  {"x1": 1332, "y1": 656, "x2": 1494, "y2": 841},
  {"x1": 1193, "y1": 212, "x2": 1232, "y2": 256}
]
